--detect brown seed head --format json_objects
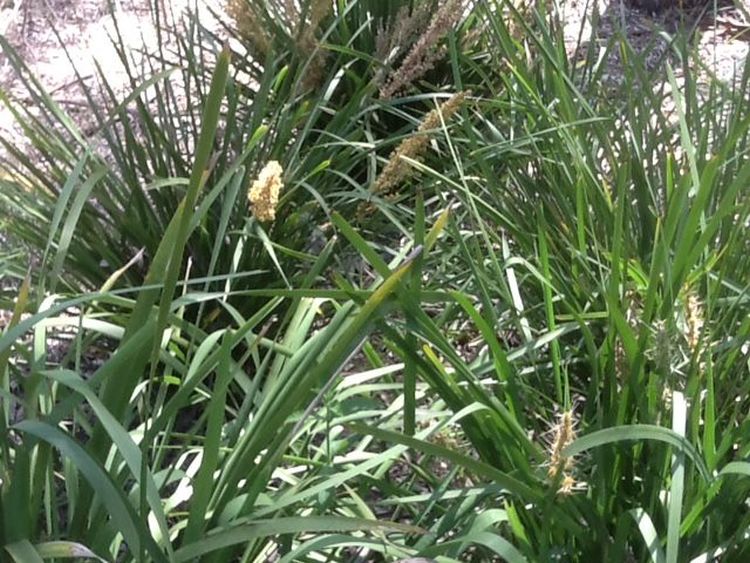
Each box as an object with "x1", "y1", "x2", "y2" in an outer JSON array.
[
  {"x1": 685, "y1": 291, "x2": 704, "y2": 353},
  {"x1": 373, "y1": 91, "x2": 469, "y2": 196},
  {"x1": 547, "y1": 410, "x2": 576, "y2": 479},
  {"x1": 380, "y1": 0, "x2": 466, "y2": 98},
  {"x1": 226, "y1": 0, "x2": 272, "y2": 60}
]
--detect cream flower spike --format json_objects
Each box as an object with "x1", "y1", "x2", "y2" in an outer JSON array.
[{"x1": 248, "y1": 161, "x2": 284, "y2": 223}]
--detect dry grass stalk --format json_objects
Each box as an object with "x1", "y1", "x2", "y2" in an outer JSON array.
[
  {"x1": 547, "y1": 410, "x2": 578, "y2": 495},
  {"x1": 226, "y1": 0, "x2": 272, "y2": 61},
  {"x1": 297, "y1": 0, "x2": 332, "y2": 90},
  {"x1": 226, "y1": 0, "x2": 332, "y2": 79},
  {"x1": 249, "y1": 161, "x2": 284, "y2": 222},
  {"x1": 375, "y1": 4, "x2": 432, "y2": 68},
  {"x1": 380, "y1": 0, "x2": 466, "y2": 99},
  {"x1": 373, "y1": 91, "x2": 469, "y2": 197},
  {"x1": 307, "y1": 0, "x2": 331, "y2": 31},
  {"x1": 296, "y1": 0, "x2": 332, "y2": 53},
  {"x1": 547, "y1": 410, "x2": 575, "y2": 478}
]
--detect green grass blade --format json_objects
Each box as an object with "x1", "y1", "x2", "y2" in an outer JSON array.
[
  {"x1": 173, "y1": 517, "x2": 422, "y2": 562},
  {"x1": 34, "y1": 541, "x2": 107, "y2": 561},
  {"x1": 184, "y1": 330, "x2": 233, "y2": 542},
  {"x1": 13, "y1": 420, "x2": 167, "y2": 562},
  {"x1": 423, "y1": 530, "x2": 527, "y2": 562},
  {"x1": 630, "y1": 509, "x2": 666, "y2": 563},
  {"x1": 666, "y1": 391, "x2": 687, "y2": 563},
  {"x1": 48, "y1": 166, "x2": 108, "y2": 293},
  {"x1": 331, "y1": 211, "x2": 391, "y2": 278},
  {"x1": 565, "y1": 424, "x2": 709, "y2": 482},
  {"x1": 41, "y1": 369, "x2": 172, "y2": 556},
  {"x1": 347, "y1": 422, "x2": 541, "y2": 502},
  {"x1": 4, "y1": 540, "x2": 44, "y2": 563}
]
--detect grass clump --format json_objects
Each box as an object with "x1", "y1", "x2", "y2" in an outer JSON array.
[{"x1": 1, "y1": 0, "x2": 750, "y2": 561}]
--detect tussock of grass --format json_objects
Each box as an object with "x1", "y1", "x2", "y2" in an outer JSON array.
[{"x1": 1, "y1": 0, "x2": 749, "y2": 561}]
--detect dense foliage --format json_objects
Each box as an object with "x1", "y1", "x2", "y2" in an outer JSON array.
[{"x1": 1, "y1": 0, "x2": 749, "y2": 561}]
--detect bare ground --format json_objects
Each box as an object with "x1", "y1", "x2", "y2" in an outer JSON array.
[{"x1": 0, "y1": 0, "x2": 225, "y2": 160}]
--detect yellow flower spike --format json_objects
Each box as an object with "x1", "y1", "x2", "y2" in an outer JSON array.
[
  {"x1": 547, "y1": 410, "x2": 576, "y2": 480},
  {"x1": 248, "y1": 161, "x2": 284, "y2": 223}
]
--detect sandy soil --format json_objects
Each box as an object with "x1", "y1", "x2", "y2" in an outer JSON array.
[
  {"x1": 562, "y1": 0, "x2": 750, "y2": 88},
  {"x1": 0, "y1": 0, "x2": 225, "y2": 158}
]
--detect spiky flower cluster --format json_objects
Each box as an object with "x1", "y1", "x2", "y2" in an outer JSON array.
[
  {"x1": 682, "y1": 288, "x2": 708, "y2": 378},
  {"x1": 226, "y1": 0, "x2": 332, "y2": 88},
  {"x1": 646, "y1": 286, "x2": 708, "y2": 394},
  {"x1": 379, "y1": 0, "x2": 466, "y2": 99},
  {"x1": 548, "y1": 410, "x2": 577, "y2": 495},
  {"x1": 375, "y1": 4, "x2": 432, "y2": 75},
  {"x1": 296, "y1": 0, "x2": 332, "y2": 90},
  {"x1": 226, "y1": 0, "x2": 272, "y2": 60},
  {"x1": 248, "y1": 161, "x2": 284, "y2": 222},
  {"x1": 684, "y1": 290, "x2": 704, "y2": 354},
  {"x1": 373, "y1": 91, "x2": 469, "y2": 197}
]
